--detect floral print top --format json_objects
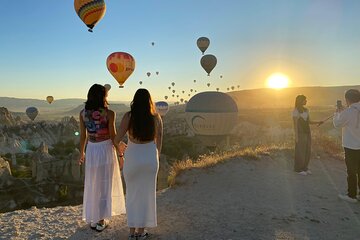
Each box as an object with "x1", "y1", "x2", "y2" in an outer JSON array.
[{"x1": 81, "y1": 108, "x2": 110, "y2": 142}]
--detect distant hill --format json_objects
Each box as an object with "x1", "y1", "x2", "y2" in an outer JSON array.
[
  {"x1": 0, "y1": 97, "x2": 86, "y2": 112},
  {"x1": 227, "y1": 85, "x2": 360, "y2": 109}
]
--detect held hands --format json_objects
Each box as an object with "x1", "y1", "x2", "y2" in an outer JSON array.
[{"x1": 78, "y1": 153, "x2": 85, "y2": 165}]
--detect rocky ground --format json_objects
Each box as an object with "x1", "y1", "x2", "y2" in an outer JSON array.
[{"x1": 1, "y1": 151, "x2": 360, "y2": 240}]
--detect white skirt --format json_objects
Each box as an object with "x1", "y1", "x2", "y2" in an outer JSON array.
[
  {"x1": 124, "y1": 140, "x2": 159, "y2": 228},
  {"x1": 82, "y1": 139, "x2": 126, "y2": 223}
]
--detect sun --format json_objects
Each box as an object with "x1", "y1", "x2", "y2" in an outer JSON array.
[{"x1": 266, "y1": 73, "x2": 289, "y2": 89}]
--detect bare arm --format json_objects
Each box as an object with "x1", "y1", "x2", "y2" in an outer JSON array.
[
  {"x1": 108, "y1": 110, "x2": 117, "y2": 146},
  {"x1": 155, "y1": 114, "x2": 163, "y2": 153},
  {"x1": 79, "y1": 112, "x2": 87, "y2": 165},
  {"x1": 114, "y1": 112, "x2": 130, "y2": 146}
]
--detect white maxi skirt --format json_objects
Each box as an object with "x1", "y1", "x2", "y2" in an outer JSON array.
[
  {"x1": 124, "y1": 140, "x2": 159, "y2": 228},
  {"x1": 82, "y1": 139, "x2": 126, "y2": 223}
]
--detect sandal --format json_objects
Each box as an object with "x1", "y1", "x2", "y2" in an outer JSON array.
[
  {"x1": 90, "y1": 222, "x2": 97, "y2": 230},
  {"x1": 138, "y1": 232, "x2": 151, "y2": 239},
  {"x1": 128, "y1": 234, "x2": 137, "y2": 240},
  {"x1": 95, "y1": 220, "x2": 108, "y2": 232}
]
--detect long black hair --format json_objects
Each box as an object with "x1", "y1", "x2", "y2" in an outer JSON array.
[
  {"x1": 129, "y1": 89, "x2": 157, "y2": 141},
  {"x1": 295, "y1": 95, "x2": 307, "y2": 113},
  {"x1": 85, "y1": 84, "x2": 108, "y2": 110}
]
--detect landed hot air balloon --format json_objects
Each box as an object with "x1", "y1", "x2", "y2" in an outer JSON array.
[
  {"x1": 74, "y1": 0, "x2": 106, "y2": 32},
  {"x1": 201, "y1": 54, "x2": 217, "y2": 76},
  {"x1": 46, "y1": 96, "x2": 54, "y2": 104},
  {"x1": 139, "y1": 81, "x2": 143, "y2": 85},
  {"x1": 106, "y1": 52, "x2": 135, "y2": 88},
  {"x1": 197, "y1": 37, "x2": 210, "y2": 55},
  {"x1": 207, "y1": 83, "x2": 211, "y2": 87},
  {"x1": 164, "y1": 96, "x2": 168, "y2": 100},
  {"x1": 26, "y1": 107, "x2": 39, "y2": 121},
  {"x1": 171, "y1": 82, "x2": 175, "y2": 87},
  {"x1": 104, "y1": 84, "x2": 111, "y2": 91},
  {"x1": 185, "y1": 92, "x2": 238, "y2": 147},
  {"x1": 155, "y1": 101, "x2": 169, "y2": 117}
]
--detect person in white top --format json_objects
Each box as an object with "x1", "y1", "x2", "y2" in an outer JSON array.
[
  {"x1": 333, "y1": 89, "x2": 360, "y2": 203},
  {"x1": 292, "y1": 95, "x2": 323, "y2": 176}
]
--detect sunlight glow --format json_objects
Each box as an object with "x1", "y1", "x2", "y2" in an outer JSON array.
[{"x1": 266, "y1": 73, "x2": 289, "y2": 89}]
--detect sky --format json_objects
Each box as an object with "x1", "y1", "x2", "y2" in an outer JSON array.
[{"x1": 0, "y1": 0, "x2": 360, "y2": 102}]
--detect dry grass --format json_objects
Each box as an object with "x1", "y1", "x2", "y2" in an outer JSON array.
[{"x1": 167, "y1": 142, "x2": 292, "y2": 186}]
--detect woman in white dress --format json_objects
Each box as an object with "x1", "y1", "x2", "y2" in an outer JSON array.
[
  {"x1": 79, "y1": 84, "x2": 126, "y2": 231},
  {"x1": 115, "y1": 88, "x2": 163, "y2": 240},
  {"x1": 292, "y1": 95, "x2": 323, "y2": 175}
]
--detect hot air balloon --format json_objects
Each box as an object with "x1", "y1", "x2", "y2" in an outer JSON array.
[
  {"x1": 195, "y1": 90, "x2": 197, "y2": 93},
  {"x1": 176, "y1": 95, "x2": 179, "y2": 98},
  {"x1": 151, "y1": 42, "x2": 155, "y2": 46},
  {"x1": 237, "y1": 85, "x2": 240, "y2": 89},
  {"x1": 74, "y1": 0, "x2": 106, "y2": 32},
  {"x1": 155, "y1": 101, "x2": 169, "y2": 117},
  {"x1": 190, "y1": 89, "x2": 193, "y2": 92},
  {"x1": 188, "y1": 94, "x2": 191, "y2": 97},
  {"x1": 201, "y1": 54, "x2": 217, "y2": 76},
  {"x1": 216, "y1": 88, "x2": 220, "y2": 92},
  {"x1": 172, "y1": 94, "x2": 175, "y2": 97},
  {"x1": 168, "y1": 87, "x2": 171, "y2": 90},
  {"x1": 197, "y1": 37, "x2": 210, "y2": 55},
  {"x1": 207, "y1": 83, "x2": 211, "y2": 87},
  {"x1": 104, "y1": 84, "x2": 111, "y2": 91},
  {"x1": 46, "y1": 96, "x2": 54, "y2": 104},
  {"x1": 171, "y1": 82, "x2": 175, "y2": 86},
  {"x1": 172, "y1": 90, "x2": 176, "y2": 93},
  {"x1": 180, "y1": 98, "x2": 184, "y2": 103},
  {"x1": 227, "y1": 88, "x2": 230, "y2": 91},
  {"x1": 185, "y1": 92, "x2": 238, "y2": 146},
  {"x1": 182, "y1": 91, "x2": 185, "y2": 94},
  {"x1": 26, "y1": 107, "x2": 39, "y2": 121},
  {"x1": 231, "y1": 86, "x2": 235, "y2": 90},
  {"x1": 147, "y1": 72, "x2": 151, "y2": 77},
  {"x1": 164, "y1": 96, "x2": 168, "y2": 100},
  {"x1": 194, "y1": 80, "x2": 197, "y2": 83},
  {"x1": 139, "y1": 81, "x2": 143, "y2": 85},
  {"x1": 156, "y1": 71, "x2": 159, "y2": 75},
  {"x1": 184, "y1": 100, "x2": 188, "y2": 104},
  {"x1": 220, "y1": 75, "x2": 223, "y2": 78},
  {"x1": 106, "y1": 52, "x2": 135, "y2": 88}
]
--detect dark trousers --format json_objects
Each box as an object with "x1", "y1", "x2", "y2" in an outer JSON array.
[
  {"x1": 294, "y1": 133, "x2": 311, "y2": 172},
  {"x1": 344, "y1": 148, "x2": 360, "y2": 198}
]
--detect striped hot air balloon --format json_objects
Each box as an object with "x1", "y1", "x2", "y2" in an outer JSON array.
[{"x1": 74, "y1": 0, "x2": 106, "y2": 32}]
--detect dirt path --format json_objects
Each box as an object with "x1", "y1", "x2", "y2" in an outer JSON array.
[{"x1": 1, "y1": 152, "x2": 360, "y2": 240}]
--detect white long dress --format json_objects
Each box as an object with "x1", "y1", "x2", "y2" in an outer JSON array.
[
  {"x1": 123, "y1": 140, "x2": 159, "y2": 228},
  {"x1": 82, "y1": 139, "x2": 126, "y2": 223}
]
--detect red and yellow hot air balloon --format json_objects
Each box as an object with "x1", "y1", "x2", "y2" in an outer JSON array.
[
  {"x1": 106, "y1": 52, "x2": 135, "y2": 88},
  {"x1": 74, "y1": 0, "x2": 106, "y2": 32}
]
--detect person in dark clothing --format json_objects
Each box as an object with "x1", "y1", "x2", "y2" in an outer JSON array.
[{"x1": 292, "y1": 95, "x2": 323, "y2": 175}]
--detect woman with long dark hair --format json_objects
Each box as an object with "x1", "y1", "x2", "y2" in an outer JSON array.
[
  {"x1": 115, "y1": 89, "x2": 163, "y2": 240},
  {"x1": 292, "y1": 95, "x2": 323, "y2": 175},
  {"x1": 79, "y1": 84, "x2": 125, "y2": 231}
]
